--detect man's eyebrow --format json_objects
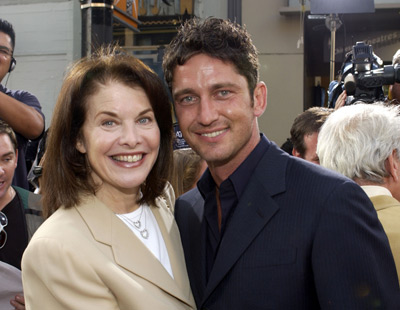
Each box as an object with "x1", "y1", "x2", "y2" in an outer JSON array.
[
  {"x1": 0, "y1": 45, "x2": 12, "y2": 52},
  {"x1": 0, "y1": 151, "x2": 15, "y2": 158},
  {"x1": 173, "y1": 83, "x2": 238, "y2": 99},
  {"x1": 173, "y1": 88, "x2": 195, "y2": 100}
]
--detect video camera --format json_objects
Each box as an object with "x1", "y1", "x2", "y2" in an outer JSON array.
[{"x1": 328, "y1": 41, "x2": 400, "y2": 107}]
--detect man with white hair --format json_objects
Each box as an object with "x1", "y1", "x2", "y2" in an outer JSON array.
[{"x1": 317, "y1": 102, "x2": 400, "y2": 282}]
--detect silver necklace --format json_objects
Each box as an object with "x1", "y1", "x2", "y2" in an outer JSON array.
[{"x1": 120, "y1": 206, "x2": 149, "y2": 239}]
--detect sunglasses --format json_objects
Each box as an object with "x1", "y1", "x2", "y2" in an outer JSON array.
[{"x1": 0, "y1": 211, "x2": 7, "y2": 249}]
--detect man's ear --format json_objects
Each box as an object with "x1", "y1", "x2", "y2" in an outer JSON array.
[
  {"x1": 14, "y1": 149, "x2": 18, "y2": 168},
  {"x1": 292, "y1": 148, "x2": 301, "y2": 158},
  {"x1": 76, "y1": 139, "x2": 87, "y2": 154},
  {"x1": 386, "y1": 150, "x2": 400, "y2": 182},
  {"x1": 253, "y1": 82, "x2": 267, "y2": 117}
]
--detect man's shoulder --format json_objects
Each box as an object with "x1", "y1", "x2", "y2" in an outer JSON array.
[
  {"x1": 261, "y1": 140, "x2": 352, "y2": 188},
  {"x1": 175, "y1": 187, "x2": 204, "y2": 223},
  {"x1": 13, "y1": 186, "x2": 42, "y2": 211},
  {"x1": 370, "y1": 194, "x2": 400, "y2": 210},
  {"x1": 1, "y1": 85, "x2": 41, "y2": 107}
]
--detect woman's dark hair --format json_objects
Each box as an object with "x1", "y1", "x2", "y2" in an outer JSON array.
[{"x1": 42, "y1": 46, "x2": 173, "y2": 218}]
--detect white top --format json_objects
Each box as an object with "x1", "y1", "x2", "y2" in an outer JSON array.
[
  {"x1": 117, "y1": 204, "x2": 174, "y2": 278},
  {"x1": 361, "y1": 185, "x2": 392, "y2": 198}
]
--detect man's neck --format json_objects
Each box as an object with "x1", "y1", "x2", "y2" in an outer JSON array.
[
  {"x1": 0, "y1": 186, "x2": 16, "y2": 211},
  {"x1": 208, "y1": 133, "x2": 261, "y2": 187}
]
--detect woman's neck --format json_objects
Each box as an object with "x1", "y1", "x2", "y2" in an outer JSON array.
[{"x1": 95, "y1": 185, "x2": 141, "y2": 214}]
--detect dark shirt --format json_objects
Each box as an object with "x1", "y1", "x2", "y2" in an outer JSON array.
[
  {"x1": 0, "y1": 192, "x2": 29, "y2": 270},
  {"x1": 198, "y1": 134, "x2": 269, "y2": 280},
  {"x1": 0, "y1": 84, "x2": 44, "y2": 190}
]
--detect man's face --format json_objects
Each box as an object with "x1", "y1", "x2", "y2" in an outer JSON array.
[
  {"x1": 303, "y1": 132, "x2": 319, "y2": 164},
  {"x1": 171, "y1": 54, "x2": 265, "y2": 170},
  {"x1": 0, "y1": 31, "x2": 13, "y2": 82},
  {"x1": 0, "y1": 133, "x2": 17, "y2": 200}
]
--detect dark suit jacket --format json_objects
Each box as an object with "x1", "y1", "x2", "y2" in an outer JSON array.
[{"x1": 175, "y1": 140, "x2": 400, "y2": 310}]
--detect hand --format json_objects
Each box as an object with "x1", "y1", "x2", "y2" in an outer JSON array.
[
  {"x1": 10, "y1": 294, "x2": 25, "y2": 310},
  {"x1": 335, "y1": 90, "x2": 347, "y2": 110}
]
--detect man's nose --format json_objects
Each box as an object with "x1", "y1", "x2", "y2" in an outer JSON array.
[{"x1": 198, "y1": 98, "x2": 219, "y2": 126}]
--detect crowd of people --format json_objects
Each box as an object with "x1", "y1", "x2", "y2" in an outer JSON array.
[{"x1": 1, "y1": 15, "x2": 400, "y2": 310}]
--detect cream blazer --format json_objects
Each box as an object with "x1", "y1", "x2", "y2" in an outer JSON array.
[
  {"x1": 21, "y1": 185, "x2": 196, "y2": 310},
  {"x1": 370, "y1": 194, "x2": 400, "y2": 283}
]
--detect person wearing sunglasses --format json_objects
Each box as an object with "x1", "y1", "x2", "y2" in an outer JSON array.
[
  {"x1": 0, "y1": 18, "x2": 45, "y2": 191},
  {"x1": 0, "y1": 120, "x2": 43, "y2": 310}
]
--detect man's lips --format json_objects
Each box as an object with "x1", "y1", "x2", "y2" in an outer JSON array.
[{"x1": 200, "y1": 129, "x2": 227, "y2": 138}]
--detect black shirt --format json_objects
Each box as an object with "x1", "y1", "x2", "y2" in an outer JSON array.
[
  {"x1": 0, "y1": 192, "x2": 29, "y2": 270},
  {"x1": 198, "y1": 134, "x2": 269, "y2": 280}
]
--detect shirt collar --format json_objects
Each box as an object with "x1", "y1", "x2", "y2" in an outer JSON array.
[
  {"x1": 198, "y1": 134, "x2": 269, "y2": 198},
  {"x1": 361, "y1": 185, "x2": 392, "y2": 198}
]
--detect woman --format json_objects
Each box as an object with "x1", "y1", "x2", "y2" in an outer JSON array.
[
  {"x1": 171, "y1": 148, "x2": 207, "y2": 197},
  {"x1": 21, "y1": 47, "x2": 195, "y2": 310}
]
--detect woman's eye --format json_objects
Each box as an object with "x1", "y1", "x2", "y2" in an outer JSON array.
[
  {"x1": 102, "y1": 120, "x2": 115, "y2": 127},
  {"x1": 138, "y1": 117, "x2": 151, "y2": 124}
]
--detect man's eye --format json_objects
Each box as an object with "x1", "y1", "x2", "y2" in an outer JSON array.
[
  {"x1": 179, "y1": 96, "x2": 198, "y2": 105},
  {"x1": 0, "y1": 49, "x2": 11, "y2": 57},
  {"x1": 183, "y1": 96, "x2": 194, "y2": 102}
]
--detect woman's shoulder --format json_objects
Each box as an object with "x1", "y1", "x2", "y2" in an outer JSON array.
[
  {"x1": 155, "y1": 182, "x2": 176, "y2": 213},
  {"x1": 29, "y1": 206, "x2": 87, "y2": 243}
]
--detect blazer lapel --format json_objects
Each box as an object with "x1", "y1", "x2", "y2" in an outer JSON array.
[
  {"x1": 151, "y1": 203, "x2": 194, "y2": 305},
  {"x1": 76, "y1": 195, "x2": 193, "y2": 307},
  {"x1": 202, "y1": 144, "x2": 288, "y2": 303}
]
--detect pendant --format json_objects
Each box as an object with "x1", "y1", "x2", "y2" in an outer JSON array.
[
  {"x1": 141, "y1": 229, "x2": 149, "y2": 239},
  {"x1": 133, "y1": 220, "x2": 141, "y2": 229}
]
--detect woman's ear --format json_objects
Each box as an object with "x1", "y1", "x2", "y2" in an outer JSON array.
[{"x1": 76, "y1": 139, "x2": 87, "y2": 154}]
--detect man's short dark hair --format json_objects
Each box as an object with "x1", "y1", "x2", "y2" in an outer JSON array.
[
  {"x1": 290, "y1": 107, "x2": 333, "y2": 158},
  {"x1": 0, "y1": 120, "x2": 18, "y2": 152},
  {"x1": 162, "y1": 17, "x2": 259, "y2": 97},
  {"x1": 0, "y1": 19, "x2": 16, "y2": 50}
]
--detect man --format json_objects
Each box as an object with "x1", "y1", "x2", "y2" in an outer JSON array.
[
  {"x1": 0, "y1": 120, "x2": 43, "y2": 309},
  {"x1": 0, "y1": 18, "x2": 45, "y2": 190},
  {"x1": 162, "y1": 17, "x2": 400, "y2": 309},
  {"x1": 290, "y1": 106, "x2": 332, "y2": 164},
  {"x1": 318, "y1": 103, "x2": 400, "y2": 282}
]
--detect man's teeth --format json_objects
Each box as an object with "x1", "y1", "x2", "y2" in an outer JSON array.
[
  {"x1": 113, "y1": 154, "x2": 142, "y2": 162},
  {"x1": 202, "y1": 129, "x2": 226, "y2": 138}
]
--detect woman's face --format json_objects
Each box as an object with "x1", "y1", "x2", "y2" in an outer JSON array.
[{"x1": 76, "y1": 82, "x2": 160, "y2": 200}]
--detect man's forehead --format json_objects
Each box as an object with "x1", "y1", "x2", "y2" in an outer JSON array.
[
  {"x1": 0, "y1": 134, "x2": 15, "y2": 151},
  {"x1": 0, "y1": 32, "x2": 12, "y2": 49}
]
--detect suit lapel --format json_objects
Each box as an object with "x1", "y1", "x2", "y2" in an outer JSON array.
[
  {"x1": 76, "y1": 195, "x2": 193, "y2": 307},
  {"x1": 187, "y1": 191, "x2": 208, "y2": 303},
  {"x1": 202, "y1": 143, "x2": 288, "y2": 303}
]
